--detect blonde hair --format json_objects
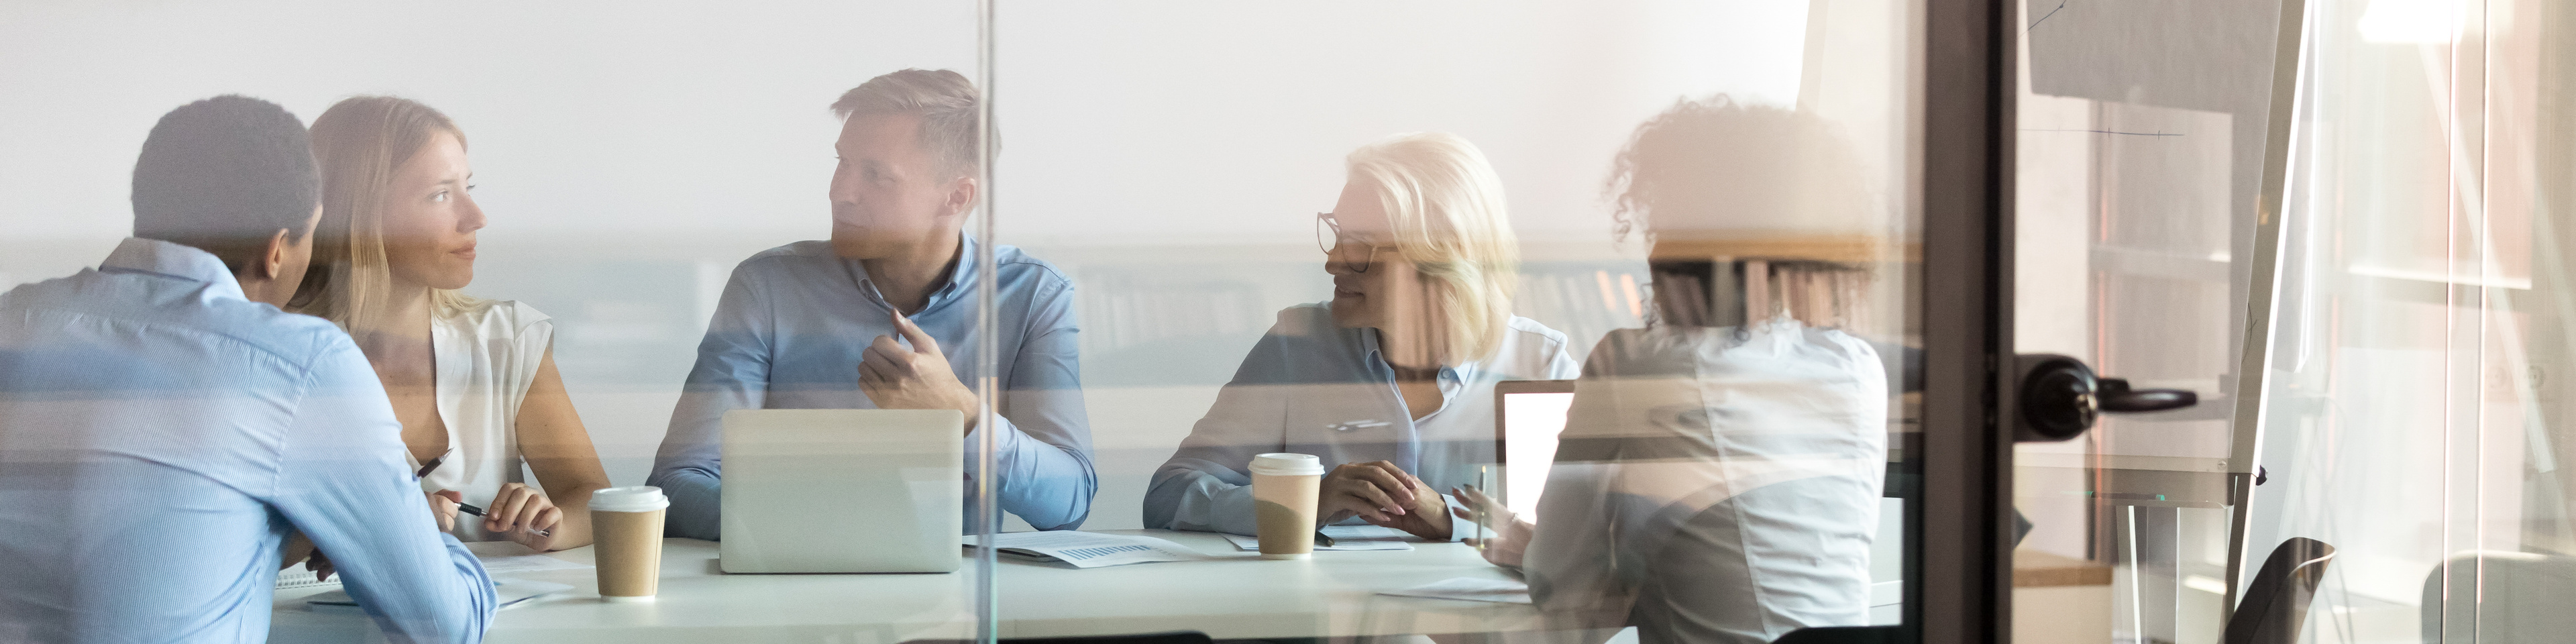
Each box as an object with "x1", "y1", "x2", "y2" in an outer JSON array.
[
  {"x1": 290, "y1": 95, "x2": 481, "y2": 329},
  {"x1": 830, "y1": 68, "x2": 983, "y2": 177},
  {"x1": 1346, "y1": 132, "x2": 1520, "y2": 365}
]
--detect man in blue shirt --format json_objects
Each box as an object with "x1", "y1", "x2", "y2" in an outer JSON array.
[
  {"x1": 0, "y1": 96, "x2": 495, "y2": 644},
  {"x1": 649, "y1": 68, "x2": 1096, "y2": 538}
]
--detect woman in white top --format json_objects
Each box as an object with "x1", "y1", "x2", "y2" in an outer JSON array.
[
  {"x1": 292, "y1": 96, "x2": 610, "y2": 551},
  {"x1": 1144, "y1": 132, "x2": 1581, "y2": 541}
]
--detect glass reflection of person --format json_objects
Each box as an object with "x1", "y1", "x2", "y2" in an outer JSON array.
[
  {"x1": 0, "y1": 96, "x2": 494, "y2": 643},
  {"x1": 1146, "y1": 133, "x2": 1580, "y2": 541},
  {"x1": 1458, "y1": 97, "x2": 1890, "y2": 644},
  {"x1": 288, "y1": 97, "x2": 613, "y2": 551},
  {"x1": 649, "y1": 69, "x2": 1097, "y2": 537}
]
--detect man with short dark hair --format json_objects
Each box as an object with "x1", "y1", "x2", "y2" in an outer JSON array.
[
  {"x1": 0, "y1": 95, "x2": 495, "y2": 644},
  {"x1": 650, "y1": 68, "x2": 1097, "y2": 538}
]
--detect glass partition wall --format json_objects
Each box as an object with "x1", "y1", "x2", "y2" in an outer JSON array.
[{"x1": 979, "y1": 2, "x2": 1923, "y2": 643}]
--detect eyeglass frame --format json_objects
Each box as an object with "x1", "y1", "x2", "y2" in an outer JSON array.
[{"x1": 1315, "y1": 211, "x2": 1387, "y2": 274}]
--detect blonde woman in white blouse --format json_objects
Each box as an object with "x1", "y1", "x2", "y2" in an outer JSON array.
[{"x1": 292, "y1": 96, "x2": 610, "y2": 551}]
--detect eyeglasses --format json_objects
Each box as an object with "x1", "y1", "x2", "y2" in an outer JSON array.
[{"x1": 1315, "y1": 211, "x2": 1382, "y2": 273}]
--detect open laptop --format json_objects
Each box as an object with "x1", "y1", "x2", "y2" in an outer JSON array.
[
  {"x1": 719, "y1": 409, "x2": 963, "y2": 574},
  {"x1": 1493, "y1": 380, "x2": 1576, "y2": 516}
]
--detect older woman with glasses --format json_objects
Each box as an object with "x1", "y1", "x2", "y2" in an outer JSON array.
[{"x1": 1143, "y1": 132, "x2": 1580, "y2": 541}]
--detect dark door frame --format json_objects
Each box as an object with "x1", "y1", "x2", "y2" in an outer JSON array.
[{"x1": 1913, "y1": 0, "x2": 2015, "y2": 642}]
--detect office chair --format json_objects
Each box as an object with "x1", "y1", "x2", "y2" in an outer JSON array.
[
  {"x1": 2418, "y1": 550, "x2": 2576, "y2": 643},
  {"x1": 2224, "y1": 537, "x2": 2334, "y2": 644}
]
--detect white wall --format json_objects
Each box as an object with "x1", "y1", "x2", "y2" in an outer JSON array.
[{"x1": 0, "y1": 1, "x2": 1847, "y2": 531}]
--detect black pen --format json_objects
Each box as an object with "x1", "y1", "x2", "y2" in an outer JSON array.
[{"x1": 455, "y1": 502, "x2": 552, "y2": 538}]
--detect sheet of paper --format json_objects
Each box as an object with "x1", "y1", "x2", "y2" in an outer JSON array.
[
  {"x1": 1377, "y1": 577, "x2": 1532, "y2": 604},
  {"x1": 477, "y1": 553, "x2": 592, "y2": 575},
  {"x1": 965, "y1": 531, "x2": 1201, "y2": 568},
  {"x1": 463, "y1": 540, "x2": 592, "y2": 575},
  {"x1": 1222, "y1": 524, "x2": 1415, "y2": 551},
  {"x1": 308, "y1": 578, "x2": 575, "y2": 610}
]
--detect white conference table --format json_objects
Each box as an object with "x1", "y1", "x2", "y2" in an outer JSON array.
[{"x1": 271, "y1": 529, "x2": 1541, "y2": 644}]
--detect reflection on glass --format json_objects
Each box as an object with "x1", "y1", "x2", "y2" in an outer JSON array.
[{"x1": 1459, "y1": 97, "x2": 1892, "y2": 644}]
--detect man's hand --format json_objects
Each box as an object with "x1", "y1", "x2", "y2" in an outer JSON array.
[
  {"x1": 1319, "y1": 460, "x2": 1452, "y2": 541},
  {"x1": 429, "y1": 490, "x2": 462, "y2": 533},
  {"x1": 484, "y1": 482, "x2": 564, "y2": 551},
  {"x1": 858, "y1": 311, "x2": 981, "y2": 433}
]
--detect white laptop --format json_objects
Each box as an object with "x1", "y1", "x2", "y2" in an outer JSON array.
[{"x1": 719, "y1": 409, "x2": 963, "y2": 574}]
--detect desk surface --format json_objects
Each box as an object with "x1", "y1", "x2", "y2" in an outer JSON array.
[{"x1": 271, "y1": 529, "x2": 1538, "y2": 644}]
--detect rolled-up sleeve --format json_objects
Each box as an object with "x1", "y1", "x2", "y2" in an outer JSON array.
[
  {"x1": 649, "y1": 263, "x2": 771, "y2": 541},
  {"x1": 985, "y1": 276, "x2": 1097, "y2": 531}
]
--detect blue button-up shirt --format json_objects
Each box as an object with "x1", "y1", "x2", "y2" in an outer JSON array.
[
  {"x1": 1144, "y1": 302, "x2": 1580, "y2": 539},
  {"x1": 0, "y1": 238, "x2": 495, "y2": 644},
  {"x1": 649, "y1": 236, "x2": 1096, "y2": 538}
]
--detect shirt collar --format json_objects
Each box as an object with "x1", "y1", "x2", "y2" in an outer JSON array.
[
  {"x1": 847, "y1": 233, "x2": 980, "y2": 311},
  {"x1": 1356, "y1": 326, "x2": 1471, "y2": 385},
  {"x1": 99, "y1": 237, "x2": 248, "y2": 302}
]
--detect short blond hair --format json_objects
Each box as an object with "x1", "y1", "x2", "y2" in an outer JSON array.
[
  {"x1": 830, "y1": 68, "x2": 983, "y2": 177},
  {"x1": 1346, "y1": 132, "x2": 1520, "y2": 365}
]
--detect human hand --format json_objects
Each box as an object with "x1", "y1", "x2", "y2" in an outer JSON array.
[
  {"x1": 1318, "y1": 460, "x2": 1450, "y2": 539},
  {"x1": 1452, "y1": 485, "x2": 1532, "y2": 569},
  {"x1": 307, "y1": 549, "x2": 337, "y2": 582},
  {"x1": 428, "y1": 490, "x2": 462, "y2": 533},
  {"x1": 280, "y1": 531, "x2": 315, "y2": 571},
  {"x1": 484, "y1": 482, "x2": 564, "y2": 551},
  {"x1": 1360, "y1": 466, "x2": 1452, "y2": 541},
  {"x1": 857, "y1": 311, "x2": 981, "y2": 433}
]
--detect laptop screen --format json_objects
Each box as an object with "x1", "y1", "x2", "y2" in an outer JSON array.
[{"x1": 1495, "y1": 381, "x2": 1576, "y2": 516}]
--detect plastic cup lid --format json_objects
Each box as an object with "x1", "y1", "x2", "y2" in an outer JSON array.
[
  {"x1": 590, "y1": 486, "x2": 669, "y2": 513},
  {"x1": 1250, "y1": 453, "x2": 1326, "y2": 476}
]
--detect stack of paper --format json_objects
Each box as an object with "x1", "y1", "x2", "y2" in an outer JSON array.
[
  {"x1": 1222, "y1": 524, "x2": 1415, "y2": 552},
  {"x1": 963, "y1": 531, "x2": 1202, "y2": 568}
]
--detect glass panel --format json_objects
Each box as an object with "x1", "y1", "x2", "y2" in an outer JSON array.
[
  {"x1": 985, "y1": 2, "x2": 1921, "y2": 643},
  {"x1": 2241, "y1": 0, "x2": 2575, "y2": 641},
  {"x1": 0, "y1": 3, "x2": 992, "y2": 643},
  {"x1": 2011, "y1": 1, "x2": 2298, "y2": 642}
]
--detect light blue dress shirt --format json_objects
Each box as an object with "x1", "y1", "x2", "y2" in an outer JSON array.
[
  {"x1": 1144, "y1": 303, "x2": 1580, "y2": 539},
  {"x1": 0, "y1": 238, "x2": 496, "y2": 644},
  {"x1": 649, "y1": 236, "x2": 1096, "y2": 539}
]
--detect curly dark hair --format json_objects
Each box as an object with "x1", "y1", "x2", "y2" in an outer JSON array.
[{"x1": 1602, "y1": 95, "x2": 1874, "y2": 244}]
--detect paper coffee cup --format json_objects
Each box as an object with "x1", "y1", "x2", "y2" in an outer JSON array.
[
  {"x1": 1250, "y1": 453, "x2": 1326, "y2": 560},
  {"x1": 590, "y1": 486, "x2": 668, "y2": 602}
]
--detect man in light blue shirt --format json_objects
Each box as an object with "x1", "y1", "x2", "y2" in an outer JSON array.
[
  {"x1": 650, "y1": 69, "x2": 1095, "y2": 538},
  {"x1": 0, "y1": 96, "x2": 494, "y2": 644}
]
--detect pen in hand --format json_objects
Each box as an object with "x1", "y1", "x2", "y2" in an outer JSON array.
[{"x1": 455, "y1": 502, "x2": 552, "y2": 538}]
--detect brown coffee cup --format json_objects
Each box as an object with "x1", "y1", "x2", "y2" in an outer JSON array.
[
  {"x1": 590, "y1": 486, "x2": 668, "y2": 602},
  {"x1": 1250, "y1": 453, "x2": 1326, "y2": 559}
]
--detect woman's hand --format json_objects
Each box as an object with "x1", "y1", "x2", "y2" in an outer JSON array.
[
  {"x1": 485, "y1": 482, "x2": 565, "y2": 551},
  {"x1": 1452, "y1": 485, "x2": 1532, "y2": 570},
  {"x1": 1318, "y1": 460, "x2": 1451, "y2": 540},
  {"x1": 1319, "y1": 460, "x2": 1418, "y2": 525}
]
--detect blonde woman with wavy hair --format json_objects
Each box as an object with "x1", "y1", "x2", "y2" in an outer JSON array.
[
  {"x1": 1145, "y1": 132, "x2": 1580, "y2": 542},
  {"x1": 294, "y1": 96, "x2": 609, "y2": 551}
]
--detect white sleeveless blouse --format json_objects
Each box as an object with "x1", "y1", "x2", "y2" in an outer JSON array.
[{"x1": 401, "y1": 299, "x2": 553, "y2": 543}]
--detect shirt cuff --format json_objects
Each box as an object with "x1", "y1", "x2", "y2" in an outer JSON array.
[{"x1": 1442, "y1": 493, "x2": 1477, "y2": 542}]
